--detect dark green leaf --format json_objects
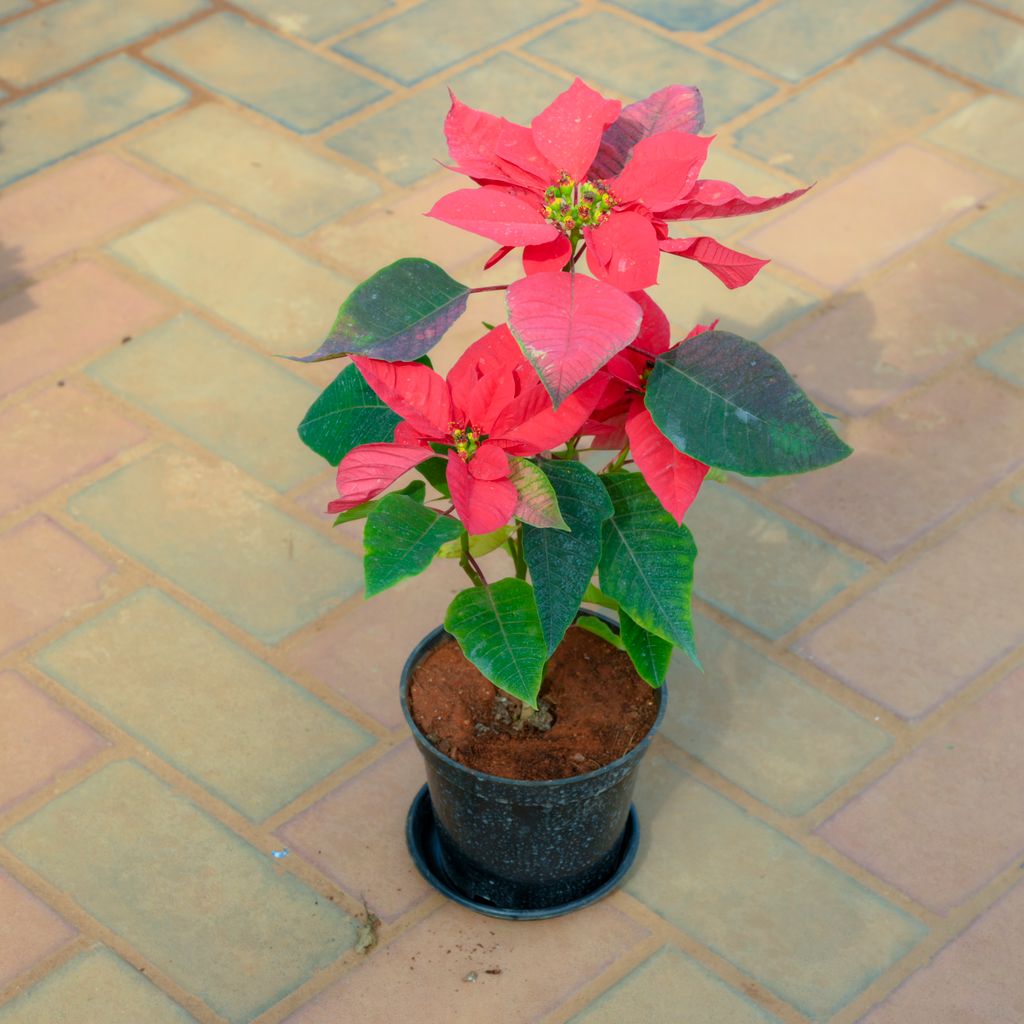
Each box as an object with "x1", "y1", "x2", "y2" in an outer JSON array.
[
  {"x1": 331, "y1": 479, "x2": 424, "y2": 527},
  {"x1": 417, "y1": 456, "x2": 450, "y2": 497},
  {"x1": 523, "y1": 460, "x2": 614, "y2": 655},
  {"x1": 620, "y1": 610, "x2": 673, "y2": 688},
  {"x1": 363, "y1": 494, "x2": 462, "y2": 598},
  {"x1": 444, "y1": 579, "x2": 547, "y2": 706},
  {"x1": 290, "y1": 258, "x2": 470, "y2": 363},
  {"x1": 599, "y1": 472, "x2": 698, "y2": 665},
  {"x1": 645, "y1": 330, "x2": 852, "y2": 476},
  {"x1": 298, "y1": 362, "x2": 400, "y2": 465},
  {"x1": 576, "y1": 616, "x2": 624, "y2": 651}
]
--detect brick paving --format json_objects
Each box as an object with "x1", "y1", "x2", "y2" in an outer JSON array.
[{"x1": 0, "y1": 1, "x2": 1021, "y2": 1021}]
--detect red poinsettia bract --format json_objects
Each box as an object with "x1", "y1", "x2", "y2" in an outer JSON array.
[
  {"x1": 329, "y1": 326, "x2": 604, "y2": 535},
  {"x1": 586, "y1": 294, "x2": 713, "y2": 524},
  {"x1": 427, "y1": 78, "x2": 807, "y2": 293}
]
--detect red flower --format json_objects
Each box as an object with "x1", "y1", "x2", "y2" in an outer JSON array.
[
  {"x1": 586, "y1": 294, "x2": 713, "y2": 524},
  {"x1": 428, "y1": 79, "x2": 807, "y2": 293},
  {"x1": 329, "y1": 325, "x2": 604, "y2": 535}
]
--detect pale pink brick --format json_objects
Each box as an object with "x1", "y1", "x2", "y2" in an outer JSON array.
[
  {"x1": 0, "y1": 153, "x2": 178, "y2": 287},
  {"x1": 0, "y1": 262, "x2": 169, "y2": 399},
  {"x1": 0, "y1": 382, "x2": 147, "y2": 515},
  {"x1": 0, "y1": 516, "x2": 112, "y2": 655},
  {"x1": 0, "y1": 871, "x2": 76, "y2": 987},
  {"x1": 279, "y1": 741, "x2": 431, "y2": 922},
  {"x1": 0, "y1": 670, "x2": 107, "y2": 814},
  {"x1": 861, "y1": 880, "x2": 1024, "y2": 1023},
  {"x1": 820, "y1": 666, "x2": 1024, "y2": 911}
]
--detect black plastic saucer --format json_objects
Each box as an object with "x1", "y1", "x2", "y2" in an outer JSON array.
[{"x1": 405, "y1": 785, "x2": 640, "y2": 921}]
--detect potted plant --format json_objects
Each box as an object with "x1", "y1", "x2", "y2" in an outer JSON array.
[{"x1": 291, "y1": 79, "x2": 849, "y2": 919}]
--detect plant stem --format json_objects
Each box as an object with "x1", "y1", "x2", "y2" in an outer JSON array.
[
  {"x1": 469, "y1": 284, "x2": 509, "y2": 294},
  {"x1": 459, "y1": 532, "x2": 487, "y2": 587},
  {"x1": 601, "y1": 444, "x2": 631, "y2": 474},
  {"x1": 506, "y1": 526, "x2": 528, "y2": 581}
]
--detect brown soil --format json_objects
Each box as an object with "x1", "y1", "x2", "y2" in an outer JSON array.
[{"x1": 408, "y1": 625, "x2": 659, "y2": 780}]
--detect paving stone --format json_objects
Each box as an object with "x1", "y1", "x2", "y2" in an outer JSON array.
[
  {"x1": 653, "y1": 257, "x2": 817, "y2": 342},
  {"x1": 0, "y1": 154, "x2": 177, "y2": 287},
  {"x1": 326, "y1": 52, "x2": 565, "y2": 187},
  {"x1": 0, "y1": 383, "x2": 146, "y2": 516},
  {"x1": 108, "y1": 203, "x2": 351, "y2": 356},
  {"x1": 0, "y1": 947, "x2": 196, "y2": 1024},
  {"x1": 664, "y1": 614, "x2": 890, "y2": 814},
  {"x1": 926, "y1": 95, "x2": 1024, "y2": 180},
  {"x1": 798, "y1": 509, "x2": 1024, "y2": 719},
  {"x1": 683, "y1": 483, "x2": 865, "y2": 638},
  {"x1": 770, "y1": 246, "x2": 1024, "y2": 415},
  {"x1": 229, "y1": 0, "x2": 391, "y2": 41},
  {"x1": 734, "y1": 50, "x2": 972, "y2": 181},
  {"x1": 951, "y1": 196, "x2": 1024, "y2": 279},
  {"x1": 312, "y1": 172, "x2": 494, "y2": 280},
  {"x1": 744, "y1": 145, "x2": 997, "y2": 291},
  {"x1": 0, "y1": 0, "x2": 207, "y2": 88},
  {"x1": 524, "y1": 12, "x2": 776, "y2": 129},
  {"x1": 820, "y1": 666, "x2": 1024, "y2": 911},
  {"x1": 0, "y1": 0, "x2": 28, "y2": 15},
  {"x1": 978, "y1": 327, "x2": 1024, "y2": 387},
  {"x1": 898, "y1": 2, "x2": 1024, "y2": 95},
  {"x1": 146, "y1": 13, "x2": 385, "y2": 133},
  {"x1": 860, "y1": 879, "x2": 1024, "y2": 1023},
  {"x1": 35, "y1": 590, "x2": 373, "y2": 821},
  {"x1": 284, "y1": 901, "x2": 648, "y2": 1024},
  {"x1": 0, "y1": 871, "x2": 75, "y2": 988},
  {"x1": 629, "y1": 755, "x2": 925, "y2": 1020},
  {"x1": 606, "y1": 0, "x2": 758, "y2": 30},
  {"x1": 713, "y1": 0, "x2": 931, "y2": 82},
  {"x1": 334, "y1": 0, "x2": 571, "y2": 86},
  {"x1": 0, "y1": 517, "x2": 112, "y2": 656},
  {"x1": 775, "y1": 370, "x2": 1024, "y2": 560},
  {"x1": 570, "y1": 945, "x2": 780, "y2": 1024},
  {"x1": 0, "y1": 670, "x2": 107, "y2": 815},
  {"x1": 87, "y1": 314, "x2": 321, "y2": 491},
  {"x1": 283, "y1": 559, "x2": 467, "y2": 729},
  {"x1": 68, "y1": 447, "x2": 362, "y2": 644},
  {"x1": 279, "y1": 741, "x2": 431, "y2": 921},
  {"x1": 0, "y1": 262, "x2": 169, "y2": 399},
  {"x1": 0, "y1": 57, "x2": 188, "y2": 187},
  {"x1": 129, "y1": 105, "x2": 379, "y2": 236},
  {"x1": 4, "y1": 762, "x2": 357, "y2": 1023}
]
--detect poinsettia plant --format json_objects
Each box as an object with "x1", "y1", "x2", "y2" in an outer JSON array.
[{"x1": 293, "y1": 78, "x2": 850, "y2": 708}]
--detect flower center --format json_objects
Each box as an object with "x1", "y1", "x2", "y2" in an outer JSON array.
[
  {"x1": 543, "y1": 173, "x2": 616, "y2": 234},
  {"x1": 449, "y1": 423, "x2": 481, "y2": 461}
]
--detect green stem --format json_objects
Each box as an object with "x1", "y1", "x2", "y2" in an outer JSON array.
[
  {"x1": 601, "y1": 444, "x2": 631, "y2": 474},
  {"x1": 506, "y1": 526, "x2": 528, "y2": 581},
  {"x1": 459, "y1": 532, "x2": 486, "y2": 588}
]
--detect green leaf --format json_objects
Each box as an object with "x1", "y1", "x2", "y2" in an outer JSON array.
[
  {"x1": 523, "y1": 460, "x2": 614, "y2": 655},
  {"x1": 576, "y1": 616, "x2": 624, "y2": 651},
  {"x1": 620, "y1": 610, "x2": 673, "y2": 688},
  {"x1": 298, "y1": 362, "x2": 400, "y2": 465},
  {"x1": 363, "y1": 494, "x2": 462, "y2": 598},
  {"x1": 437, "y1": 524, "x2": 512, "y2": 559},
  {"x1": 416, "y1": 456, "x2": 451, "y2": 498},
  {"x1": 599, "y1": 472, "x2": 698, "y2": 664},
  {"x1": 508, "y1": 457, "x2": 569, "y2": 531},
  {"x1": 289, "y1": 258, "x2": 471, "y2": 363},
  {"x1": 331, "y1": 479, "x2": 424, "y2": 527},
  {"x1": 645, "y1": 330, "x2": 852, "y2": 476},
  {"x1": 444, "y1": 579, "x2": 547, "y2": 706},
  {"x1": 583, "y1": 583, "x2": 619, "y2": 611}
]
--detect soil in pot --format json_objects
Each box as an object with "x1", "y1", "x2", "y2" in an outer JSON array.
[{"x1": 408, "y1": 625, "x2": 659, "y2": 781}]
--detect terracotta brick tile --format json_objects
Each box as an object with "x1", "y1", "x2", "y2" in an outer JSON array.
[
  {"x1": 0, "y1": 262, "x2": 169, "y2": 399},
  {"x1": 0, "y1": 872, "x2": 75, "y2": 988},
  {"x1": 0, "y1": 670, "x2": 107, "y2": 814},
  {"x1": 0, "y1": 516, "x2": 112, "y2": 656},
  {"x1": 798, "y1": 509, "x2": 1024, "y2": 719},
  {"x1": 819, "y1": 666, "x2": 1024, "y2": 911},
  {"x1": 0, "y1": 382, "x2": 147, "y2": 515}
]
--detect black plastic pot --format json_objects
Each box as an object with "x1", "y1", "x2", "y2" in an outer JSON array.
[{"x1": 401, "y1": 614, "x2": 666, "y2": 920}]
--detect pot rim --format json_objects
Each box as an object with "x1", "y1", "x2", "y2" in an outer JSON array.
[{"x1": 400, "y1": 609, "x2": 668, "y2": 789}]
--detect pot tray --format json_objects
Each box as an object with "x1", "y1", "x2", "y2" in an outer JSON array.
[{"x1": 405, "y1": 785, "x2": 640, "y2": 921}]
